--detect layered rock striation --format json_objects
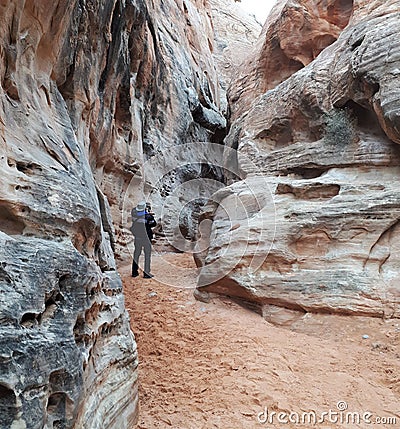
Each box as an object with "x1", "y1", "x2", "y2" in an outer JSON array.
[{"x1": 197, "y1": 0, "x2": 400, "y2": 319}]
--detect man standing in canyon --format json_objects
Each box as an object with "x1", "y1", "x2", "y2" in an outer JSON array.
[{"x1": 131, "y1": 201, "x2": 157, "y2": 278}]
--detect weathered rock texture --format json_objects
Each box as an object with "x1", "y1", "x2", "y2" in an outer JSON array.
[
  {"x1": 229, "y1": 0, "x2": 354, "y2": 119},
  {"x1": 0, "y1": 0, "x2": 260, "y2": 426},
  {"x1": 197, "y1": 0, "x2": 400, "y2": 319},
  {"x1": 208, "y1": 0, "x2": 261, "y2": 89},
  {"x1": 119, "y1": 0, "x2": 261, "y2": 252},
  {"x1": 113, "y1": 0, "x2": 228, "y2": 253},
  {"x1": 0, "y1": 1, "x2": 143, "y2": 427}
]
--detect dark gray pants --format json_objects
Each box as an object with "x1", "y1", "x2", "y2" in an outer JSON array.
[{"x1": 132, "y1": 236, "x2": 152, "y2": 275}]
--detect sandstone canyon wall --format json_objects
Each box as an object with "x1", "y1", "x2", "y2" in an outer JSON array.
[
  {"x1": 0, "y1": 0, "x2": 261, "y2": 427},
  {"x1": 197, "y1": 0, "x2": 400, "y2": 321},
  {"x1": 3, "y1": 0, "x2": 399, "y2": 426},
  {"x1": 122, "y1": 0, "x2": 260, "y2": 252},
  {"x1": 0, "y1": 1, "x2": 142, "y2": 427}
]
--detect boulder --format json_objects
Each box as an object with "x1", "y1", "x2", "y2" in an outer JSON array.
[{"x1": 198, "y1": 0, "x2": 400, "y2": 318}]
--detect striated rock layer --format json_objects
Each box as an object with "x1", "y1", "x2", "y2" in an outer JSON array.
[{"x1": 197, "y1": 0, "x2": 400, "y2": 319}]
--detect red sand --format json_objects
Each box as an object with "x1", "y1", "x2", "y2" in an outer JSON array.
[{"x1": 122, "y1": 253, "x2": 400, "y2": 429}]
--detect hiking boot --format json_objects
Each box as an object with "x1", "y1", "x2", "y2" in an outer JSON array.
[
  {"x1": 143, "y1": 273, "x2": 154, "y2": 279},
  {"x1": 132, "y1": 272, "x2": 139, "y2": 278}
]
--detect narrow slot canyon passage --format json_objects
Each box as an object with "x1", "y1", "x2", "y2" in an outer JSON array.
[
  {"x1": 121, "y1": 253, "x2": 400, "y2": 429},
  {"x1": 2, "y1": 0, "x2": 400, "y2": 426}
]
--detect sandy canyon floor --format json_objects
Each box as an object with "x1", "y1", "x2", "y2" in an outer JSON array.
[{"x1": 121, "y1": 253, "x2": 400, "y2": 429}]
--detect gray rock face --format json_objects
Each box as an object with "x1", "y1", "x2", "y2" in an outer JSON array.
[
  {"x1": 197, "y1": 0, "x2": 400, "y2": 318},
  {"x1": 0, "y1": 235, "x2": 137, "y2": 429}
]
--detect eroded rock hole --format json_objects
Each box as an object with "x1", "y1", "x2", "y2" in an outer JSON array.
[
  {"x1": 276, "y1": 183, "x2": 340, "y2": 199},
  {"x1": 73, "y1": 315, "x2": 86, "y2": 345},
  {"x1": 47, "y1": 392, "x2": 73, "y2": 426},
  {"x1": 285, "y1": 166, "x2": 330, "y2": 179},
  {"x1": 71, "y1": 219, "x2": 99, "y2": 257},
  {"x1": 20, "y1": 312, "x2": 39, "y2": 327},
  {"x1": 58, "y1": 274, "x2": 70, "y2": 290},
  {"x1": 45, "y1": 290, "x2": 63, "y2": 307},
  {"x1": 0, "y1": 384, "x2": 17, "y2": 427},
  {"x1": 20, "y1": 286, "x2": 65, "y2": 327},
  {"x1": 342, "y1": 99, "x2": 386, "y2": 138},
  {"x1": 351, "y1": 36, "x2": 365, "y2": 50},
  {"x1": 8, "y1": 159, "x2": 43, "y2": 176},
  {"x1": 327, "y1": 0, "x2": 354, "y2": 28},
  {"x1": 0, "y1": 205, "x2": 26, "y2": 235},
  {"x1": 39, "y1": 289, "x2": 63, "y2": 323},
  {"x1": 0, "y1": 264, "x2": 12, "y2": 284},
  {"x1": 255, "y1": 120, "x2": 294, "y2": 150}
]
